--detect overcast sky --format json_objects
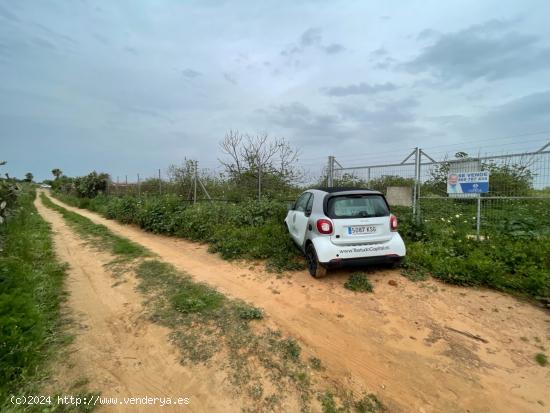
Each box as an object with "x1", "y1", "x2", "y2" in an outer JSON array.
[{"x1": 1, "y1": 0, "x2": 550, "y2": 181}]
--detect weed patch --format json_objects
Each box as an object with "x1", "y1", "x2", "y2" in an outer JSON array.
[
  {"x1": 319, "y1": 391, "x2": 384, "y2": 413},
  {"x1": 134, "y1": 259, "x2": 314, "y2": 410},
  {"x1": 535, "y1": 353, "x2": 548, "y2": 366},
  {"x1": 344, "y1": 273, "x2": 374, "y2": 293}
]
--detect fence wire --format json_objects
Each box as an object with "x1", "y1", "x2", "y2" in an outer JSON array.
[{"x1": 330, "y1": 143, "x2": 550, "y2": 236}]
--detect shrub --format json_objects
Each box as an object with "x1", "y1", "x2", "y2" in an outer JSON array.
[{"x1": 73, "y1": 171, "x2": 110, "y2": 198}]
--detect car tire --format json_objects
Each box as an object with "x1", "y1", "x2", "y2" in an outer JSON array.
[{"x1": 306, "y1": 244, "x2": 327, "y2": 278}]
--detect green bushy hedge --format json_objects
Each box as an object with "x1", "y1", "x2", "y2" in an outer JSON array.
[
  {"x1": 54, "y1": 192, "x2": 549, "y2": 298},
  {"x1": 55, "y1": 194, "x2": 304, "y2": 272}
]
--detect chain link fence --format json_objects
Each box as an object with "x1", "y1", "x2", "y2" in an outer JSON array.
[
  {"x1": 105, "y1": 162, "x2": 301, "y2": 203},
  {"x1": 328, "y1": 142, "x2": 550, "y2": 237}
]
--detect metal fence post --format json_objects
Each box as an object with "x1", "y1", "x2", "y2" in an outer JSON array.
[
  {"x1": 327, "y1": 156, "x2": 334, "y2": 187},
  {"x1": 412, "y1": 147, "x2": 420, "y2": 219},
  {"x1": 193, "y1": 161, "x2": 199, "y2": 204},
  {"x1": 258, "y1": 163, "x2": 262, "y2": 201},
  {"x1": 137, "y1": 173, "x2": 141, "y2": 197},
  {"x1": 476, "y1": 196, "x2": 481, "y2": 241},
  {"x1": 158, "y1": 168, "x2": 162, "y2": 195}
]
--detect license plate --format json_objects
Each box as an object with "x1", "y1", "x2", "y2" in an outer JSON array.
[{"x1": 348, "y1": 225, "x2": 377, "y2": 235}]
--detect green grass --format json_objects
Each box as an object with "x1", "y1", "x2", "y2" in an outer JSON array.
[
  {"x1": 0, "y1": 187, "x2": 96, "y2": 411},
  {"x1": 41, "y1": 193, "x2": 148, "y2": 260},
  {"x1": 135, "y1": 259, "x2": 315, "y2": 410},
  {"x1": 535, "y1": 353, "x2": 548, "y2": 366},
  {"x1": 319, "y1": 391, "x2": 384, "y2": 413},
  {"x1": 344, "y1": 273, "x2": 374, "y2": 293}
]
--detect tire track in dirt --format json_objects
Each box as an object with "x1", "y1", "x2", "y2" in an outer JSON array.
[
  {"x1": 36, "y1": 194, "x2": 240, "y2": 412},
  {"x1": 42, "y1": 192, "x2": 550, "y2": 413}
]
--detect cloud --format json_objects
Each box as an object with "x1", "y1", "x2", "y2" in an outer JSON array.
[
  {"x1": 262, "y1": 102, "x2": 344, "y2": 142},
  {"x1": 300, "y1": 28, "x2": 322, "y2": 47},
  {"x1": 416, "y1": 29, "x2": 439, "y2": 41},
  {"x1": 324, "y1": 43, "x2": 345, "y2": 54},
  {"x1": 403, "y1": 19, "x2": 550, "y2": 86},
  {"x1": 0, "y1": 4, "x2": 19, "y2": 22},
  {"x1": 124, "y1": 46, "x2": 138, "y2": 55},
  {"x1": 32, "y1": 37, "x2": 56, "y2": 50},
  {"x1": 93, "y1": 33, "x2": 109, "y2": 45},
  {"x1": 281, "y1": 27, "x2": 345, "y2": 57},
  {"x1": 432, "y1": 90, "x2": 550, "y2": 139},
  {"x1": 260, "y1": 97, "x2": 422, "y2": 146},
  {"x1": 323, "y1": 82, "x2": 398, "y2": 97},
  {"x1": 223, "y1": 72, "x2": 237, "y2": 85},
  {"x1": 370, "y1": 48, "x2": 388, "y2": 57},
  {"x1": 338, "y1": 97, "x2": 419, "y2": 125},
  {"x1": 182, "y1": 68, "x2": 201, "y2": 78}
]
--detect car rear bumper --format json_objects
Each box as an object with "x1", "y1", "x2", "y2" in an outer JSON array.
[
  {"x1": 312, "y1": 233, "x2": 406, "y2": 264},
  {"x1": 325, "y1": 254, "x2": 402, "y2": 268}
]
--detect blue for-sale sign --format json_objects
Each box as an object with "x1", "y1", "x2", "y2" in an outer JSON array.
[{"x1": 447, "y1": 171, "x2": 489, "y2": 194}]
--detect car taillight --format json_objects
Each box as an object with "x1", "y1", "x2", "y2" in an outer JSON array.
[
  {"x1": 316, "y1": 219, "x2": 333, "y2": 234},
  {"x1": 390, "y1": 215, "x2": 398, "y2": 232}
]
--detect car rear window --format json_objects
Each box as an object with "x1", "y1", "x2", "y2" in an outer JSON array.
[{"x1": 327, "y1": 195, "x2": 389, "y2": 218}]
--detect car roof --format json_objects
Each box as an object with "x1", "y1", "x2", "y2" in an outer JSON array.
[{"x1": 311, "y1": 187, "x2": 383, "y2": 195}]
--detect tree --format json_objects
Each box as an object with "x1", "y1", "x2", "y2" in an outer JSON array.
[
  {"x1": 73, "y1": 171, "x2": 110, "y2": 198},
  {"x1": 167, "y1": 159, "x2": 197, "y2": 198},
  {"x1": 24, "y1": 172, "x2": 33, "y2": 182},
  {"x1": 219, "y1": 130, "x2": 301, "y2": 199},
  {"x1": 52, "y1": 168, "x2": 63, "y2": 180}
]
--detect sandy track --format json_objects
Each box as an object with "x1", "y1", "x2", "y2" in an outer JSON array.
[
  {"x1": 41, "y1": 192, "x2": 550, "y2": 413},
  {"x1": 36, "y1": 194, "x2": 240, "y2": 412}
]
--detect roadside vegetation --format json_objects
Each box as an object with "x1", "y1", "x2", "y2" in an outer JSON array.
[
  {"x1": 397, "y1": 201, "x2": 550, "y2": 299},
  {"x1": 40, "y1": 192, "x2": 384, "y2": 412},
  {"x1": 344, "y1": 273, "x2": 374, "y2": 293},
  {"x1": 52, "y1": 187, "x2": 550, "y2": 301},
  {"x1": 44, "y1": 141, "x2": 550, "y2": 301},
  {"x1": 53, "y1": 191, "x2": 304, "y2": 272},
  {"x1": 0, "y1": 186, "x2": 96, "y2": 412}
]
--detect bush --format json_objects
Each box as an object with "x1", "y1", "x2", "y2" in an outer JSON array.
[{"x1": 53, "y1": 193, "x2": 305, "y2": 272}]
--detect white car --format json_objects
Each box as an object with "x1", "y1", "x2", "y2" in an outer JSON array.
[{"x1": 285, "y1": 188, "x2": 406, "y2": 277}]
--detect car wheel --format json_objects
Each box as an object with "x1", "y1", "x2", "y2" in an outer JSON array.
[{"x1": 306, "y1": 244, "x2": 327, "y2": 278}]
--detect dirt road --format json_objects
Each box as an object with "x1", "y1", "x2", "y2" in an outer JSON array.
[
  {"x1": 39, "y1": 192, "x2": 550, "y2": 413},
  {"x1": 36, "y1": 194, "x2": 240, "y2": 412}
]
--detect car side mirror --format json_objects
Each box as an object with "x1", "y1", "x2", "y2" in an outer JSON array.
[{"x1": 304, "y1": 209, "x2": 312, "y2": 217}]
